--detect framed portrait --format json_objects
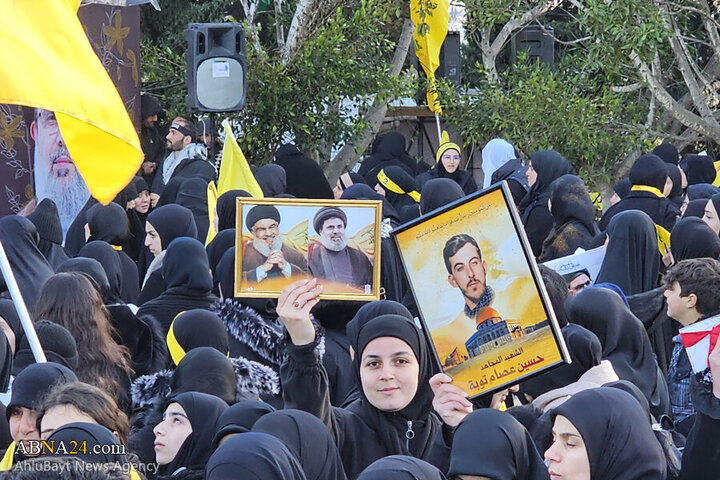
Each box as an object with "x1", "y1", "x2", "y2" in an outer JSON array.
[
  {"x1": 392, "y1": 182, "x2": 570, "y2": 399},
  {"x1": 234, "y1": 197, "x2": 382, "y2": 300}
]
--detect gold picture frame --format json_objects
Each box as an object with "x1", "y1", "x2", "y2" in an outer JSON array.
[
  {"x1": 392, "y1": 182, "x2": 570, "y2": 399},
  {"x1": 234, "y1": 197, "x2": 382, "y2": 301}
]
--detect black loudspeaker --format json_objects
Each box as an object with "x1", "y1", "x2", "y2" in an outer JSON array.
[
  {"x1": 438, "y1": 31, "x2": 461, "y2": 84},
  {"x1": 510, "y1": 25, "x2": 554, "y2": 66},
  {"x1": 186, "y1": 23, "x2": 246, "y2": 113}
]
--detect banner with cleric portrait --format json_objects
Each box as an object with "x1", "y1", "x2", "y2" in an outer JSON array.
[
  {"x1": 392, "y1": 182, "x2": 570, "y2": 399},
  {"x1": 233, "y1": 197, "x2": 382, "y2": 301}
]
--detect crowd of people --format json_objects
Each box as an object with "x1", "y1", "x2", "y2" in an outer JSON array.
[{"x1": 0, "y1": 96, "x2": 718, "y2": 480}]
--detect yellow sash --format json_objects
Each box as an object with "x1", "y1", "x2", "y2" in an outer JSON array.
[
  {"x1": 377, "y1": 169, "x2": 420, "y2": 202},
  {"x1": 631, "y1": 185, "x2": 664, "y2": 198}
]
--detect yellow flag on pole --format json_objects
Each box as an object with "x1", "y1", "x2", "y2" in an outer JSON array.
[
  {"x1": 0, "y1": 0, "x2": 143, "y2": 205},
  {"x1": 411, "y1": 0, "x2": 450, "y2": 113},
  {"x1": 205, "y1": 181, "x2": 219, "y2": 245},
  {"x1": 217, "y1": 119, "x2": 264, "y2": 198}
]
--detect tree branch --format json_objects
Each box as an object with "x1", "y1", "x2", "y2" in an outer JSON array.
[
  {"x1": 281, "y1": 0, "x2": 316, "y2": 65},
  {"x1": 274, "y1": 0, "x2": 285, "y2": 52}
]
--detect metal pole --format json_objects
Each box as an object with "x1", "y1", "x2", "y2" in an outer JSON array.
[
  {"x1": 209, "y1": 112, "x2": 216, "y2": 172},
  {"x1": 0, "y1": 240, "x2": 46, "y2": 363},
  {"x1": 434, "y1": 113, "x2": 442, "y2": 143}
]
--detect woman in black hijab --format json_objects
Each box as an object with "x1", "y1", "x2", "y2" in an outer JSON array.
[
  {"x1": 279, "y1": 283, "x2": 456, "y2": 480},
  {"x1": 139, "y1": 204, "x2": 198, "y2": 305},
  {"x1": 596, "y1": 210, "x2": 660, "y2": 295},
  {"x1": 206, "y1": 432, "x2": 307, "y2": 480},
  {"x1": 253, "y1": 409, "x2": 346, "y2": 480},
  {"x1": 686, "y1": 183, "x2": 720, "y2": 201},
  {"x1": 26, "y1": 198, "x2": 70, "y2": 270},
  {"x1": 215, "y1": 189, "x2": 252, "y2": 232},
  {"x1": 76, "y1": 241, "x2": 124, "y2": 304},
  {"x1": 565, "y1": 287, "x2": 670, "y2": 418},
  {"x1": 176, "y1": 177, "x2": 210, "y2": 243},
  {"x1": 665, "y1": 162, "x2": 684, "y2": 209},
  {"x1": 0, "y1": 299, "x2": 23, "y2": 356},
  {"x1": 0, "y1": 215, "x2": 54, "y2": 310},
  {"x1": 274, "y1": 144, "x2": 334, "y2": 199},
  {"x1": 448, "y1": 409, "x2": 548, "y2": 480},
  {"x1": 681, "y1": 153, "x2": 716, "y2": 186},
  {"x1": 212, "y1": 399, "x2": 276, "y2": 448},
  {"x1": 12, "y1": 320, "x2": 78, "y2": 375},
  {"x1": 137, "y1": 237, "x2": 217, "y2": 335},
  {"x1": 86, "y1": 203, "x2": 140, "y2": 303},
  {"x1": 670, "y1": 217, "x2": 720, "y2": 262},
  {"x1": 333, "y1": 172, "x2": 367, "y2": 199},
  {"x1": 153, "y1": 391, "x2": 228, "y2": 479},
  {"x1": 255, "y1": 163, "x2": 287, "y2": 197},
  {"x1": 166, "y1": 309, "x2": 229, "y2": 366},
  {"x1": 340, "y1": 184, "x2": 400, "y2": 226},
  {"x1": 358, "y1": 456, "x2": 446, "y2": 480},
  {"x1": 358, "y1": 131, "x2": 420, "y2": 185},
  {"x1": 609, "y1": 177, "x2": 631, "y2": 205},
  {"x1": 546, "y1": 388, "x2": 665, "y2": 480},
  {"x1": 702, "y1": 193, "x2": 720, "y2": 235},
  {"x1": 415, "y1": 133, "x2": 477, "y2": 195},
  {"x1": 518, "y1": 150, "x2": 574, "y2": 257},
  {"x1": 46, "y1": 422, "x2": 130, "y2": 465},
  {"x1": 206, "y1": 228, "x2": 236, "y2": 278},
  {"x1": 418, "y1": 178, "x2": 465, "y2": 216},
  {"x1": 375, "y1": 165, "x2": 421, "y2": 213},
  {"x1": 539, "y1": 175, "x2": 598, "y2": 262}
]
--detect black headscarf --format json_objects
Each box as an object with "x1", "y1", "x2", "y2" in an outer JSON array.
[
  {"x1": 47, "y1": 422, "x2": 129, "y2": 464},
  {"x1": 670, "y1": 217, "x2": 720, "y2": 262},
  {"x1": 77, "y1": 241, "x2": 124, "y2": 304},
  {"x1": 681, "y1": 154, "x2": 716, "y2": 185},
  {"x1": 664, "y1": 162, "x2": 683, "y2": 202},
  {"x1": 0, "y1": 215, "x2": 54, "y2": 310},
  {"x1": 520, "y1": 323, "x2": 602, "y2": 399},
  {"x1": 419, "y1": 178, "x2": 465, "y2": 215},
  {"x1": 711, "y1": 193, "x2": 720, "y2": 222},
  {"x1": 86, "y1": 202, "x2": 131, "y2": 246},
  {"x1": 595, "y1": 210, "x2": 659, "y2": 295},
  {"x1": 255, "y1": 164, "x2": 288, "y2": 197},
  {"x1": 63, "y1": 196, "x2": 99, "y2": 256},
  {"x1": 146, "y1": 204, "x2": 198, "y2": 251},
  {"x1": 612, "y1": 178, "x2": 632, "y2": 200},
  {"x1": 56, "y1": 257, "x2": 113, "y2": 304},
  {"x1": 274, "y1": 144, "x2": 334, "y2": 199},
  {"x1": 156, "y1": 177, "x2": 187, "y2": 207},
  {"x1": 158, "y1": 391, "x2": 228, "y2": 476},
  {"x1": 253, "y1": 409, "x2": 346, "y2": 480},
  {"x1": 206, "y1": 228, "x2": 236, "y2": 275},
  {"x1": 683, "y1": 198, "x2": 708, "y2": 218},
  {"x1": 518, "y1": 150, "x2": 573, "y2": 223},
  {"x1": 448, "y1": 409, "x2": 547, "y2": 480},
  {"x1": 552, "y1": 388, "x2": 665, "y2": 480},
  {"x1": 549, "y1": 174, "x2": 597, "y2": 235},
  {"x1": 215, "y1": 246, "x2": 236, "y2": 299},
  {"x1": 629, "y1": 154, "x2": 667, "y2": 190},
  {"x1": 377, "y1": 166, "x2": 420, "y2": 211},
  {"x1": 12, "y1": 320, "x2": 78, "y2": 375},
  {"x1": 345, "y1": 300, "x2": 414, "y2": 349},
  {"x1": 212, "y1": 399, "x2": 276, "y2": 448},
  {"x1": 169, "y1": 347, "x2": 237, "y2": 405},
  {"x1": 358, "y1": 132, "x2": 418, "y2": 183},
  {"x1": 26, "y1": 198, "x2": 70, "y2": 270},
  {"x1": 686, "y1": 183, "x2": 720, "y2": 200},
  {"x1": 176, "y1": 177, "x2": 210, "y2": 243},
  {"x1": 205, "y1": 432, "x2": 308, "y2": 480},
  {"x1": 0, "y1": 299, "x2": 23, "y2": 352},
  {"x1": 652, "y1": 142, "x2": 679, "y2": 165},
  {"x1": 216, "y1": 189, "x2": 252, "y2": 232},
  {"x1": 7, "y1": 362, "x2": 77, "y2": 418},
  {"x1": 340, "y1": 184, "x2": 400, "y2": 226},
  {"x1": 565, "y1": 287, "x2": 669, "y2": 417},
  {"x1": 167, "y1": 309, "x2": 229, "y2": 366},
  {"x1": 358, "y1": 456, "x2": 446, "y2": 480}
]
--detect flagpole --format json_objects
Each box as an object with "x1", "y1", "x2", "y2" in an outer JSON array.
[
  {"x1": 0, "y1": 240, "x2": 46, "y2": 364},
  {"x1": 434, "y1": 113, "x2": 442, "y2": 144}
]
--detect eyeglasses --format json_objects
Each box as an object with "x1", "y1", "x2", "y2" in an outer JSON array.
[
  {"x1": 252, "y1": 224, "x2": 279, "y2": 235},
  {"x1": 569, "y1": 280, "x2": 592, "y2": 293}
]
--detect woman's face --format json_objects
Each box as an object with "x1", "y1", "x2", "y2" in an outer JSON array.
[
  {"x1": 40, "y1": 404, "x2": 97, "y2": 440},
  {"x1": 360, "y1": 336, "x2": 419, "y2": 412},
  {"x1": 333, "y1": 180, "x2": 344, "y2": 200},
  {"x1": 544, "y1": 415, "x2": 591, "y2": 480},
  {"x1": 135, "y1": 190, "x2": 151, "y2": 214},
  {"x1": 702, "y1": 199, "x2": 720, "y2": 234},
  {"x1": 441, "y1": 148, "x2": 461, "y2": 174},
  {"x1": 609, "y1": 192, "x2": 621, "y2": 206},
  {"x1": 153, "y1": 402, "x2": 192, "y2": 466},
  {"x1": 144, "y1": 221, "x2": 162, "y2": 257},
  {"x1": 526, "y1": 163, "x2": 538, "y2": 187},
  {"x1": 663, "y1": 176, "x2": 673, "y2": 197}
]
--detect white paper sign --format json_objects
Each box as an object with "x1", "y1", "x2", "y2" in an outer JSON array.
[{"x1": 542, "y1": 246, "x2": 606, "y2": 282}]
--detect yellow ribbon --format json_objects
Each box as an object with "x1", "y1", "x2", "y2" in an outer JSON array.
[
  {"x1": 631, "y1": 185, "x2": 664, "y2": 198},
  {"x1": 166, "y1": 312, "x2": 187, "y2": 366},
  {"x1": 377, "y1": 169, "x2": 421, "y2": 203},
  {"x1": 110, "y1": 244, "x2": 123, "y2": 251},
  {"x1": 0, "y1": 442, "x2": 14, "y2": 471}
]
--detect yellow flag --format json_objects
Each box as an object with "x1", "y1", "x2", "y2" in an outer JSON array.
[
  {"x1": 205, "y1": 181, "x2": 219, "y2": 245},
  {"x1": 411, "y1": 0, "x2": 449, "y2": 113},
  {"x1": 0, "y1": 0, "x2": 142, "y2": 205},
  {"x1": 217, "y1": 119, "x2": 264, "y2": 198},
  {"x1": 656, "y1": 224, "x2": 671, "y2": 257}
]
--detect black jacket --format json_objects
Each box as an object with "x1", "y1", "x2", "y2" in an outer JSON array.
[
  {"x1": 679, "y1": 375, "x2": 720, "y2": 480},
  {"x1": 599, "y1": 190, "x2": 678, "y2": 232}
]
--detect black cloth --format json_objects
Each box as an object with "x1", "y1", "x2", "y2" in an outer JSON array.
[
  {"x1": 26, "y1": 198, "x2": 70, "y2": 269},
  {"x1": 308, "y1": 245, "x2": 373, "y2": 289},
  {"x1": 137, "y1": 238, "x2": 217, "y2": 335},
  {"x1": 683, "y1": 199, "x2": 708, "y2": 218},
  {"x1": 206, "y1": 432, "x2": 308, "y2": 480},
  {"x1": 87, "y1": 202, "x2": 131, "y2": 246},
  {"x1": 47, "y1": 422, "x2": 129, "y2": 464},
  {"x1": 12, "y1": 320, "x2": 78, "y2": 375},
  {"x1": 552, "y1": 388, "x2": 666, "y2": 480},
  {"x1": 630, "y1": 153, "x2": 668, "y2": 191},
  {"x1": 76, "y1": 241, "x2": 124, "y2": 304},
  {"x1": 114, "y1": 182, "x2": 146, "y2": 262},
  {"x1": 686, "y1": 183, "x2": 720, "y2": 201},
  {"x1": 340, "y1": 184, "x2": 400, "y2": 227},
  {"x1": 679, "y1": 376, "x2": 720, "y2": 480},
  {"x1": 448, "y1": 409, "x2": 548, "y2": 480},
  {"x1": 665, "y1": 162, "x2": 684, "y2": 208},
  {"x1": 518, "y1": 150, "x2": 574, "y2": 257},
  {"x1": 281, "y1": 313, "x2": 449, "y2": 480},
  {"x1": 216, "y1": 189, "x2": 252, "y2": 232},
  {"x1": 253, "y1": 409, "x2": 347, "y2": 480},
  {"x1": 376, "y1": 165, "x2": 419, "y2": 211},
  {"x1": 0, "y1": 299, "x2": 23, "y2": 352},
  {"x1": 176, "y1": 177, "x2": 210, "y2": 243},
  {"x1": 682, "y1": 154, "x2": 716, "y2": 185},
  {"x1": 491, "y1": 158, "x2": 529, "y2": 206},
  {"x1": 207, "y1": 229, "x2": 236, "y2": 276},
  {"x1": 612, "y1": 177, "x2": 632, "y2": 199},
  {"x1": 167, "y1": 154, "x2": 216, "y2": 187},
  {"x1": 107, "y1": 304, "x2": 162, "y2": 377},
  {"x1": 156, "y1": 177, "x2": 186, "y2": 207},
  {"x1": 57, "y1": 257, "x2": 113, "y2": 303},
  {"x1": 255, "y1": 164, "x2": 287, "y2": 197},
  {"x1": 169, "y1": 347, "x2": 237, "y2": 405},
  {"x1": 671, "y1": 217, "x2": 720, "y2": 262},
  {"x1": 539, "y1": 175, "x2": 598, "y2": 262},
  {"x1": 358, "y1": 132, "x2": 420, "y2": 186},
  {"x1": 168, "y1": 309, "x2": 229, "y2": 366},
  {"x1": 0, "y1": 215, "x2": 54, "y2": 310},
  {"x1": 626, "y1": 288, "x2": 675, "y2": 376},
  {"x1": 274, "y1": 144, "x2": 333, "y2": 199},
  {"x1": 358, "y1": 456, "x2": 445, "y2": 480},
  {"x1": 415, "y1": 167, "x2": 476, "y2": 197},
  {"x1": 596, "y1": 210, "x2": 660, "y2": 295},
  {"x1": 521, "y1": 323, "x2": 602, "y2": 400},
  {"x1": 157, "y1": 391, "x2": 228, "y2": 477},
  {"x1": 418, "y1": 178, "x2": 465, "y2": 215},
  {"x1": 63, "y1": 196, "x2": 98, "y2": 256},
  {"x1": 211, "y1": 399, "x2": 276, "y2": 448},
  {"x1": 215, "y1": 247, "x2": 236, "y2": 299},
  {"x1": 566, "y1": 287, "x2": 670, "y2": 418},
  {"x1": 7, "y1": 362, "x2": 76, "y2": 416},
  {"x1": 653, "y1": 143, "x2": 679, "y2": 165}
]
